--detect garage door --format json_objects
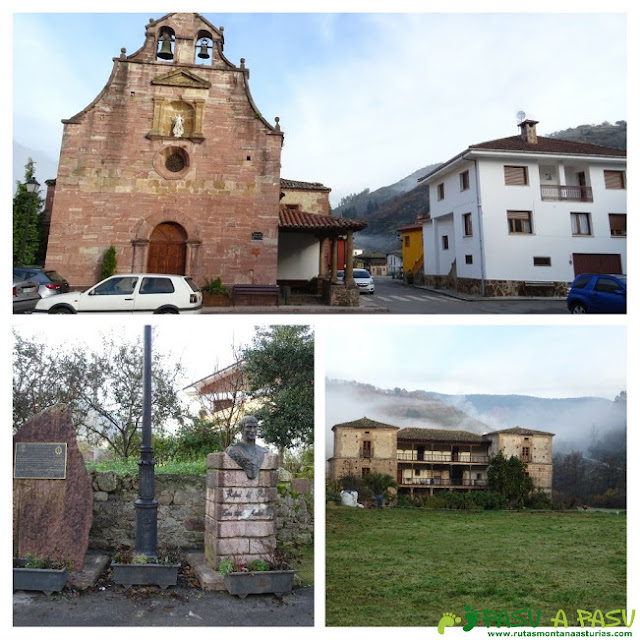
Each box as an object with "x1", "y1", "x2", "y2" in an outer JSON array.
[{"x1": 572, "y1": 253, "x2": 622, "y2": 276}]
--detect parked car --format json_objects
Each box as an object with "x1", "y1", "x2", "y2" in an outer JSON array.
[
  {"x1": 13, "y1": 267, "x2": 70, "y2": 298},
  {"x1": 13, "y1": 278, "x2": 41, "y2": 314},
  {"x1": 34, "y1": 274, "x2": 203, "y2": 314},
  {"x1": 566, "y1": 273, "x2": 626, "y2": 314},
  {"x1": 336, "y1": 269, "x2": 375, "y2": 294}
]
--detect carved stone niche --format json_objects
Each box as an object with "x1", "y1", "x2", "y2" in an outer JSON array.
[{"x1": 148, "y1": 70, "x2": 209, "y2": 141}]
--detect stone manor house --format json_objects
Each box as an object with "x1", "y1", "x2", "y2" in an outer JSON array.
[
  {"x1": 43, "y1": 13, "x2": 364, "y2": 301},
  {"x1": 328, "y1": 417, "x2": 553, "y2": 495}
]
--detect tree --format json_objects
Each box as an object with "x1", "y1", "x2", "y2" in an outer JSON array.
[
  {"x1": 487, "y1": 452, "x2": 534, "y2": 508},
  {"x1": 241, "y1": 325, "x2": 314, "y2": 460},
  {"x1": 13, "y1": 159, "x2": 45, "y2": 266},
  {"x1": 13, "y1": 329, "x2": 190, "y2": 458}
]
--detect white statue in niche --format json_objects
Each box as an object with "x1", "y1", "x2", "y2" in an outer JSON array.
[{"x1": 172, "y1": 114, "x2": 184, "y2": 138}]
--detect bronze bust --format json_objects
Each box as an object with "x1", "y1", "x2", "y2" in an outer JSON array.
[{"x1": 225, "y1": 416, "x2": 267, "y2": 479}]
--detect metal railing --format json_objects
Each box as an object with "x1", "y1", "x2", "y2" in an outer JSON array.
[{"x1": 540, "y1": 184, "x2": 593, "y2": 202}]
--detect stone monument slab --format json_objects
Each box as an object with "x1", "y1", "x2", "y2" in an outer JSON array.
[{"x1": 13, "y1": 407, "x2": 93, "y2": 570}]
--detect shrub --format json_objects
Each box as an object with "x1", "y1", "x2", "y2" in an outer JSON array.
[
  {"x1": 100, "y1": 245, "x2": 117, "y2": 280},
  {"x1": 201, "y1": 276, "x2": 230, "y2": 296},
  {"x1": 524, "y1": 489, "x2": 554, "y2": 510}
]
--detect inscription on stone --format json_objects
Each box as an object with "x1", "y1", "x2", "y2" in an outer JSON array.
[{"x1": 14, "y1": 443, "x2": 68, "y2": 479}]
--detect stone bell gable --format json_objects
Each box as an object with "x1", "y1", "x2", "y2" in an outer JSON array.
[{"x1": 46, "y1": 12, "x2": 284, "y2": 288}]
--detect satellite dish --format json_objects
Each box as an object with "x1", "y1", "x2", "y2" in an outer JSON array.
[{"x1": 516, "y1": 110, "x2": 526, "y2": 123}]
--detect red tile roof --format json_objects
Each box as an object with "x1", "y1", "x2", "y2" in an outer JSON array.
[
  {"x1": 280, "y1": 179, "x2": 331, "y2": 191},
  {"x1": 470, "y1": 135, "x2": 626, "y2": 157},
  {"x1": 279, "y1": 205, "x2": 367, "y2": 232}
]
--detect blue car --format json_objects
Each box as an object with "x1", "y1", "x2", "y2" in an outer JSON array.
[{"x1": 567, "y1": 273, "x2": 626, "y2": 314}]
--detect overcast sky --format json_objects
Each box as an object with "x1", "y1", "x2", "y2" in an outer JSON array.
[
  {"x1": 324, "y1": 323, "x2": 626, "y2": 400},
  {"x1": 12, "y1": 9, "x2": 627, "y2": 205}
]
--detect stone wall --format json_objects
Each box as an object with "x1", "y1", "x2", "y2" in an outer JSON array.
[{"x1": 89, "y1": 471, "x2": 313, "y2": 550}]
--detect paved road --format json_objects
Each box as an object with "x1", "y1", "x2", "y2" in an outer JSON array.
[
  {"x1": 13, "y1": 586, "x2": 314, "y2": 627},
  {"x1": 362, "y1": 277, "x2": 568, "y2": 314}
]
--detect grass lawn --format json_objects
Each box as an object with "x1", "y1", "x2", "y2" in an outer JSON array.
[
  {"x1": 297, "y1": 543, "x2": 314, "y2": 588},
  {"x1": 326, "y1": 506, "x2": 626, "y2": 627}
]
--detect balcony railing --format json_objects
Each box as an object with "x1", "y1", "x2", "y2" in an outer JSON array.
[
  {"x1": 399, "y1": 478, "x2": 489, "y2": 487},
  {"x1": 397, "y1": 453, "x2": 489, "y2": 463},
  {"x1": 360, "y1": 447, "x2": 374, "y2": 458},
  {"x1": 540, "y1": 184, "x2": 593, "y2": 202}
]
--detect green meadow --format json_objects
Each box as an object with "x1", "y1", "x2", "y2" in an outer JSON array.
[{"x1": 326, "y1": 506, "x2": 626, "y2": 627}]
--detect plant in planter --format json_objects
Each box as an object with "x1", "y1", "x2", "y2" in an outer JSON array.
[
  {"x1": 219, "y1": 551, "x2": 296, "y2": 599},
  {"x1": 13, "y1": 553, "x2": 68, "y2": 595},
  {"x1": 201, "y1": 276, "x2": 231, "y2": 306},
  {"x1": 111, "y1": 545, "x2": 181, "y2": 589}
]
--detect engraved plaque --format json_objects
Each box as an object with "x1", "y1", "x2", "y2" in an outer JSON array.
[{"x1": 14, "y1": 443, "x2": 67, "y2": 479}]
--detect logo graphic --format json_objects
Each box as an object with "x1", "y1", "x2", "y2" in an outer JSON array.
[{"x1": 437, "y1": 612, "x2": 461, "y2": 635}]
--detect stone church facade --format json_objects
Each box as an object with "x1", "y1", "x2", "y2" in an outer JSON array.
[{"x1": 45, "y1": 13, "x2": 294, "y2": 288}]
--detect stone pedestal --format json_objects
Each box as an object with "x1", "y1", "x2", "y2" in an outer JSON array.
[{"x1": 204, "y1": 452, "x2": 279, "y2": 570}]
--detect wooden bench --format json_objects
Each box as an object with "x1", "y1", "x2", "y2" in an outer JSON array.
[
  {"x1": 523, "y1": 281, "x2": 556, "y2": 295},
  {"x1": 232, "y1": 284, "x2": 280, "y2": 306}
]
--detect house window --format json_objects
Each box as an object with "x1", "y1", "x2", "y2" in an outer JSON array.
[
  {"x1": 404, "y1": 235, "x2": 410, "y2": 248},
  {"x1": 507, "y1": 210, "x2": 532, "y2": 234},
  {"x1": 465, "y1": 254, "x2": 473, "y2": 265},
  {"x1": 504, "y1": 165, "x2": 529, "y2": 186},
  {"x1": 362, "y1": 468, "x2": 370, "y2": 477},
  {"x1": 604, "y1": 170, "x2": 626, "y2": 189},
  {"x1": 463, "y1": 213, "x2": 473, "y2": 236},
  {"x1": 571, "y1": 212, "x2": 592, "y2": 236},
  {"x1": 362, "y1": 440, "x2": 372, "y2": 457},
  {"x1": 442, "y1": 235, "x2": 449, "y2": 250},
  {"x1": 460, "y1": 170, "x2": 470, "y2": 191},
  {"x1": 609, "y1": 214, "x2": 626, "y2": 237},
  {"x1": 522, "y1": 447, "x2": 531, "y2": 461},
  {"x1": 437, "y1": 183, "x2": 445, "y2": 200},
  {"x1": 533, "y1": 256, "x2": 551, "y2": 266}
]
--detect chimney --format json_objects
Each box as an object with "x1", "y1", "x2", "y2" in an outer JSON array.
[{"x1": 519, "y1": 119, "x2": 539, "y2": 144}]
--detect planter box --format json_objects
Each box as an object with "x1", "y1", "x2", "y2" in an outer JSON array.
[
  {"x1": 112, "y1": 563, "x2": 180, "y2": 589},
  {"x1": 223, "y1": 568, "x2": 296, "y2": 599},
  {"x1": 13, "y1": 562, "x2": 68, "y2": 595},
  {"x1": 202, "y1": 292, "x2": 231, "y2": 307}
]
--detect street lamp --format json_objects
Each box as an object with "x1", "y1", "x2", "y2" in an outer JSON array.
[
  {"x1": 18, "y1": 177, "x2": 40, "y2": 266},
  {"x1": 134, "y1": 325, "x2": 158, "y2": 559}
]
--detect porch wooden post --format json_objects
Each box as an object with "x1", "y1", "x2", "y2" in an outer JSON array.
[
  {"x1": 345, "y1": 231, "x2": 355, "y2": 286},
  {"x1": 318, "y1": 237, "x2": 327, "y2": 279},
  {"x1": 330, "y1": 236, "x2": 338, "y2": 284}
]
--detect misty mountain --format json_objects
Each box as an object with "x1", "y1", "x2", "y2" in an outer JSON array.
[
  {"x1": 344, "y1": 120, "x2": 626, "y2": 254},
  {"x1": 325, "y1": 379, "x2": 627, "y2": 458}
]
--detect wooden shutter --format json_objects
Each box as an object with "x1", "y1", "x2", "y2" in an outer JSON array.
[{"x1": 504, "y1": 165, "x2": 528, "y2": 185}]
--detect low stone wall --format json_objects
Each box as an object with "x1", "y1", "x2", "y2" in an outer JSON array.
[{"x1": 88, "y1": 471, "x2": 313, "y2": 550}]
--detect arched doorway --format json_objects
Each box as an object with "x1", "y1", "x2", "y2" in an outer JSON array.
[{"x1": 147, "y1": 222, "x2": 187, "y2": 275}]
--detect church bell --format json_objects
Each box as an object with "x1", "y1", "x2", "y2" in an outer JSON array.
[
  {"x1": 197, "y1": 39, "x2": 210, "y2": 59},
  {"x1": 157, "y1": 32, "x2": 174, "y2": 60}
]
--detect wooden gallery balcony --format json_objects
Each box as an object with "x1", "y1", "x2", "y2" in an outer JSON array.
[
  {"x1": 398, "y1": 478, "x2": 489, "y2": 488},
  {"x1": 397, "y1": 452, "x2": 489, "y2": 463}
]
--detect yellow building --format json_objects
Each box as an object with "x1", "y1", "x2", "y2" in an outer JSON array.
[{"x1": 398, "y1": 221, "x2": 424, "y2": 278}]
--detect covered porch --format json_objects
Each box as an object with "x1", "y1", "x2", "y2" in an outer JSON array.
[{"x1": 277, "y1": 205, "x2": 368, "y2": 306}]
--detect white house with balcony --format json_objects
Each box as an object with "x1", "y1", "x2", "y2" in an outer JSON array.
[{"x1": 418, "y1": 119, "x2": 627, "y2": 296}]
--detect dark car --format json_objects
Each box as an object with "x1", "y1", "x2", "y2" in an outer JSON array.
[
  {"x1": 13, "y1": 278, "x2": 41, "y2": 313},
  {"x1": 13, "y1": 267, "x2": 70, "y2": 298},
  {"x1": 566, "y1": 274, "x2": 626, "y2": 314}
]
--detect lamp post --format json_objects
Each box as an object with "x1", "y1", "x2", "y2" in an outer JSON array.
[
  {"x1": 18, "y1": 177, "x2": 40, "y2": 266},
  {"x1": 134, "y1": 325, "x2": 158, "y2": 559}
]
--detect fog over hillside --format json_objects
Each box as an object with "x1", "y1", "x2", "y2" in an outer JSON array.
[{"x1": 325, "y1": 379, "x2": 626, "y2": 459}]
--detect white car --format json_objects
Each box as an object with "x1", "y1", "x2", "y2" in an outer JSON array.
[
  {"x1": 337, "y1": 269, "x2": 375, "y2": 294},
  {"x1": 34, "y1": 274, "x2": 203, "y2": 314}
]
